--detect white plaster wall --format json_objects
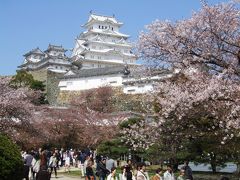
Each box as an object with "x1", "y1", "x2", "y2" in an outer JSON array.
[
  {"x1": 123, "y1": 83, "x2": 153, "y2": 94},
  {"x1": 59, "y1": 74, "x2": 123, "y2": 91}
]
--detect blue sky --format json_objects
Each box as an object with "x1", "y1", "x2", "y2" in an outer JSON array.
[{"x1": 0, "y1": 0, "x2": 229, "y2": 75}]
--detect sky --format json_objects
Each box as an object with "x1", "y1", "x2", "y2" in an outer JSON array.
[{"x1": 0, "y1": 0, "x2": 229, "y2": 75}]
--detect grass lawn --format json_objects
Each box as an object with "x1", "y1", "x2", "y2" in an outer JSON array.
[{"x1": 58, "y1": 170, "x2": 82, "y2": 177}]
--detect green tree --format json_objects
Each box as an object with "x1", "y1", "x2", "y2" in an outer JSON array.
[
  {"x1": 97, "y1": 139, "x2": 129, "y2": 159},
  {"x1": 0, "y1": 134, "x2": 24, "y2": 180},
  {"x1": 10, "y1": 70, "x2": 34, "y2": 87},
  {"x1": 10, "y1": 70, "x2": 45, "y2": 91}
]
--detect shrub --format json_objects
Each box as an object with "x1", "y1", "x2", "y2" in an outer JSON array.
[{"x1": 0, "y1": 134, "x2": 24, "y2": 180}]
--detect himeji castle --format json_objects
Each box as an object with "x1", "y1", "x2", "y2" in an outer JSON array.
[
  {"x1": 71, "y1": 13, "x2": 137, "y2": 69},
  {"x1": 18, "y1": 13, "x2": 172, "y2": 95}
]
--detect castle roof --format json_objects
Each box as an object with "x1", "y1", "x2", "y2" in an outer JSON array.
[
  {"x1": 62, "y1": 65, "x2": 130, "y2": 79},
  {"x1": 83, "y1": 13, "x2": 123, "y2": 27},
  {"x1": 82, "y1": 29, "x2": 129, "y2": 38},
  {"x1": 23, "y1": 47, "x2": 45, "y2": 57},
  {"x1": 44, "y1": 44, "x2": 67, "y2": 53}
]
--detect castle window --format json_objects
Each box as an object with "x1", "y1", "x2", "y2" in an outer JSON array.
[
  {"x1": 90, "y1": 55, "x2": 94, "y2": 59},
  {"x1": 102, "y1": 26, "x2": 104, "y2": 29},
  {"x1": 109, "y1": 81, "x2": 117, "y2": 84},
  {"x1": 112, "y1": 27, "x2": 114, "y2": 31},
  {"x1": 67, "y1": 82, "x2": 73, "y2": 86},
  {"x1": 97, "y1": 56, "x2": 101, "y2": 59},
  {"x1": 99, "y1": 25, "x2": 101, "y2": 29},
  {"x1": 98, "y1": 64, "x2": 102, "y2": 68}
]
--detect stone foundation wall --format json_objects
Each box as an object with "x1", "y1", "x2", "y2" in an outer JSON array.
[
  {"x1": 29, "y1": 69, "x2": 48, "y2": 83},
  {"x1": 46, "y1": 71, "x2": 64, "y2": 105}
]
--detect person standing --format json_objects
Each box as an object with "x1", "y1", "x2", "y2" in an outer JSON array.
[
  {"x1": 31, "y1": 153, "x2": 40, "y2": 180},
  {"x1": 182, "y1": 161, "x2": 193, "y2": 180},
  {"x1": 96, "y1": 158, "x2": 110, "y2": 180},
  {"x1": 152, "y1": 168, "x2": 163, "y2": 180},
  {"x1": 86, "y1": 160, "x2": 95, "y2": 180},
  {"x1": 136, "y1": 163, "x2": 148, "y2": 180},
  {"x1": 106, "y1": 157, "x2": 116, "y2": 172},
  {"x1": 163, "y1": 165, "x2": 175, "y2": 180},
  {"x1": 107, "y1": 167, "x2": 118, "y2": 180},
  {"x1": 84, "y1": 155, "x2": 91, "y2": 177},
  {"x1": 177, "y1": 169, "x2": 185, "y2": 180},
  {"x1": 23, "y1": 150, "x2": 34, "y2": 180}
]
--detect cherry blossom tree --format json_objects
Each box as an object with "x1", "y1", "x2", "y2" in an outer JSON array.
[
  {"x1": 35, "y1": 86, "x2": 128, "y2": 149},
  {"x1": 0, "y1": 76, "x2": 43, "y2": 149},
  {"x1": 121, "y1": 1, "x2": 240, "y2": 172},
  {"x1": 138, "y1": 2, "x2": 240, "y2": 77},
  {"x1": 121, "y1": 72, "x2": 240, "y2": 171}
]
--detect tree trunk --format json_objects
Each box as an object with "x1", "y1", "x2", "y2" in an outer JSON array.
[{"x1": 210, "y1": 153, "x2": 217, "y2": 173}]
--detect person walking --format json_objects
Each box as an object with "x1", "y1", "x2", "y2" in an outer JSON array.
[
  {"x1": 64, "y1": 151, "x2": 71, "y2": 173},
  {"x1": 49, "y1": 153, "x2": 58, "y2": 178},
  {"x1": 31, "y1": 153, "x2": 40, "y2": 180}
]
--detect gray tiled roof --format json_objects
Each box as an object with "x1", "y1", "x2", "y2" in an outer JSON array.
[
  {"x1": 23, "y1": 47, "x2": 45, "y2": 57},
  {"x1": 44, "y1": 44, "x2": 67, "y2": 52},
  {"x1": 61, "y1": 65, "x2": 130, "y2": 79}
]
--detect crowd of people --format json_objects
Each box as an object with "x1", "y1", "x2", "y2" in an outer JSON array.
[
  {"x1": 21, "y1": 148, "x2": 230, "y2": 180},
  {"x1": 21, "y1": 148, "x2": 94, "y2": 180}
]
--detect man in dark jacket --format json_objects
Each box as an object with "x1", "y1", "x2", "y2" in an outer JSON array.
[
  {"x1": 183, "y1": 161, "x2": 193, "y2": 180},
  {"x1": 96, "y1": 158, "x2": 110, "y2": 180}
]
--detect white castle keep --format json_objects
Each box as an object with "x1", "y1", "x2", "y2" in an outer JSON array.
[{"x1": 71, "y1": 13, "x2": 137, "y2": 69}]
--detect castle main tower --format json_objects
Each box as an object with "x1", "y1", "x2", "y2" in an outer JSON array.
[{"x1": 72, "y1": 13, "x2": 137, "y2": 69}]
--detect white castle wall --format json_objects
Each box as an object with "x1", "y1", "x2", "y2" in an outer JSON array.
[{"x1": 59, "y1": 74, "x2": 123, "y2": 91}]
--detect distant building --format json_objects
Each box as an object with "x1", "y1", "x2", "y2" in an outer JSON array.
[
  {"x1": 18, "y1": 44, "x2": 72, "y2": 73},
  {"x1": 71, "y1": 13, "x2": 137, "y2": 69}
]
